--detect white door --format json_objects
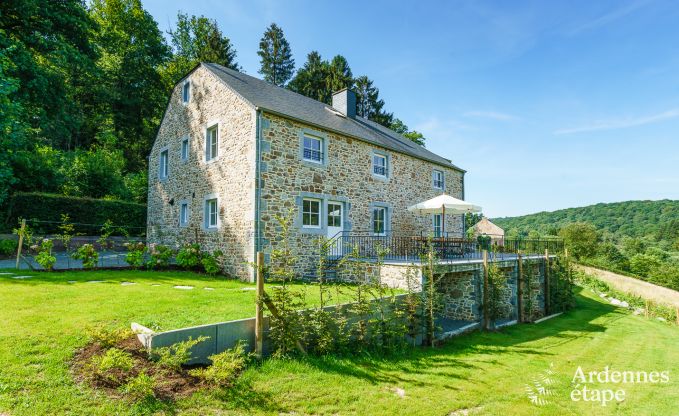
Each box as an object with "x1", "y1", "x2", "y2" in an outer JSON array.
[{"x1": 326, "y1": 202, "x2": 344, "y2": 253}]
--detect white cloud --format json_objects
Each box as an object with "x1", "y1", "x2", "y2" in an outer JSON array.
[
  {"x1": 554, "y1": 108, "x2": 679, "y2": 135},
  {"x1": 463, "y1": 111, "x2": 518, "y2": 121},
  {"x1": 565, "y1": 0, "x2": 650, "y2": 36}
]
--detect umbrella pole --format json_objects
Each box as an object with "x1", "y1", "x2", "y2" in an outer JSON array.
[{"x1": 442, "y1": 204, "x2": 446, "y2": 236}]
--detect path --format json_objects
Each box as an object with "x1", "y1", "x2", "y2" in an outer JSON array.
[{"x1": 576, "y1": 264, "x2": 679, "y2": 308}]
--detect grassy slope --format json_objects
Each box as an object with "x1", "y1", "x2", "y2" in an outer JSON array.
[
  {"x1": 492, "y1": 199, "x2": 679, "y2": 239},
  {"x1": 1, "y1": 271, "x2": 678, "y2": 415}
]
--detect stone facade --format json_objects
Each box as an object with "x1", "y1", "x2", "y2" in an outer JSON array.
[
  {"x1": 147, "y1": 66, "x2": 256, "y2": 277},
  {"x1": 438, "y1": 269, "x2": 480, "y2": 321},
  {"x1": 259, "y1": 113, "x2": 464, "y2": 276}
]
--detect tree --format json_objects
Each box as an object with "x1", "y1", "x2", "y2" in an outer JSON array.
[
  {"x1": 288, "y1": 51, "x2": 330, "y2": 103},
  {"x1": 326, "y1": 55, "x2": 353, "y2": 93},
  {"x1": 257, "y1": 23, "x2": 294, "y2": 86},
  {"x1": 89, "y1": 0, "x2": 170, "y2": 171},
  {"x1": 0, "y1": 50, "x2": 26, "y2": 205},
  {"x1": 354, "y1": 75, "x2": 393, "y2": 126},
  {"x1": 389, "y1": 118, "x2": 426, "y2": 146},
  {"x1": 558, "y1": 222, "x2": 599, "y2": 260},
  {"x1": 165, "y1": 12, "x2": 239, "y2": 87}
]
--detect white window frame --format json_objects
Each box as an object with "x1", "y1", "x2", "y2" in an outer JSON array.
[
  {"x1": 205, "y1": 123, "x2": 219, "y2": 163},
  {"x1": 373, "y1": 153, "x2": 388, "y2": 177},
  {"x1": 179, "y1": 202, "x2": 189, "y2": 227},
  {"x1": 373, "y1": 206, "x2": 387, "y2": 236},
  {"x1": 181, "y1": 136, "x2": 189, "y2": 162},
  {"x1": 182, "y1": 80, "x2": 191, "y2": 104},
  {"x1": 204, "y1": 197, "x2": 219, "y2": 230},
  {"x1": 433, "y1": 214, "x2": 442, "y2": 237},
  {"x1": 302, "y1": 134, "x2": 323, "y2": 164},
  {"x1": 327, "y1": 202, "x2": 342, "y2": 228},
  {"x1": 159, "y1": 148, "x2": 169, "y2": 180},
  {"x1": 302, "y1": 198, "x2": 322, "y2": 229},
  {"x1": 433, "y1": 169, "x2": 444, "y2": 190}
]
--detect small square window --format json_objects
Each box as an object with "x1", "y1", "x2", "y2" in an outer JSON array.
[
  {"x1": 373, "y1": 154, "x2": 387, "y2": 177},
  {"x1": 433, "y1": 170, "x2": 444, "y2": 190},
  {"x1": 303, "y1": 135, "x2": 323, "y2": 163},
  {"x1": 206, "y1": 125, "x2": 218, "y2": 161},
  {"x1": 205, "y1": 198, "x2": 218, "y2": 229},
  {"x1": 180, "y1": 203, "x2": 189, "y2": 226},
  {"x1": 182, "y1": 81, "x2": 191, "y2": 103},
  {"x1": 181, "y1": 137, "x2": 189, "y2": 161},
  {"x1": 373, "y1": 207, "x2": 387, "y2": 236},
  {"x1": 159, "y1": 149, "x2": 169, "y2": 180},
  {"x1": 302, "y1": 199, "x2": 321, "y2": 228}
]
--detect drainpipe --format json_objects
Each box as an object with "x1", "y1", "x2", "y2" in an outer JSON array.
[
  {"x1": 461, "y1": 172, "x2": 466, "y2": 238},
  {"x1": 254, "y1": 108, "x2": 262, "y2": 279}
]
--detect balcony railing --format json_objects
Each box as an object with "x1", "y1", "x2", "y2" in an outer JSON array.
[
  {"x1": 326, "y1": 231, "x2": 564, "y2": 264},
  {"x1": 303, "y1": 148, "x2": 323, "y2": 162}
]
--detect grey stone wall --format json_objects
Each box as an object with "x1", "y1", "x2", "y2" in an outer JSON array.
[
  {"x1": 438, "y1": 270, "x2": 480, "y2": 321},
  {"x1": 147, "y1": 66, "x2": 256, "y2": 278}
]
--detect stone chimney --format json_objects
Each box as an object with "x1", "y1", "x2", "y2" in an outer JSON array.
[{"x1": 331, "y1": 88, "x2": 356, "y2": 118}]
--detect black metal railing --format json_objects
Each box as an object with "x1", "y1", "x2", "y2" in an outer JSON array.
[
  {"x1": 326, "y1": 231, "x2": 564, "y2": 265},
  {"x1": 303, "y1": 148, "x2": 323, "y2": 162},
  {"x1": 373, "y1": 165, "x2": 388, "y2": 176}
]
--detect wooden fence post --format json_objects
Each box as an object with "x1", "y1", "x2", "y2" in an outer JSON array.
[
  {"x1": 255, "y1": 251, "x2": 264, "y2": 359},
  {"x1": 483, "y1": 250, "x2": 489, "y2": 330},
  {"x1": 15, "y1": 219, "x2": 26, "y2": 269},
  {"x1": 676, "y1": 307, "x2": 679, "y2": 326},
  {"x1": 517, "y1": 251, "x2": 523, "y2": 323},
  {"x1": 544, "y1": 249, "x2": 550, "y2": 316}
]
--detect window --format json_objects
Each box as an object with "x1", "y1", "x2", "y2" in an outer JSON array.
[
  {"x1": 159, "y1": 149, "x2": 169, "y2": 180},
  {"x1": 433, "y1": 214, "x2": 442, "y2": 237},
  {"x1": 327, "y1": 202, "x2": 342, "y2": 227},
  {"x1": 180, "y1": 202, "x2": 189, "y2": 226},
  {"x1": 182, "y1": 81, "x2": 190, "y2": 103},
  {"x1": 303, "y1": 134, "x2": 323, "y2": 163},
  {"x1": 433, "y1": 169, "x2": 444, "y2": 190},
  {"x1": 206, "y1": 124, "x2": 218, "y2": 161},
  {"x1": 373, "y1": 153, "x2": 387, "y2": 177},
  {"x1": 373, "y1": 207, "x2": 387, "y2": 236},
  {"x1": 205, "y1": 198, "x2": 218, "y2": 229},
  {"x1": 181, "y1": 136, "x2": 189, "y2": 161},
  {"x1": 302, "y1": 199, "x2": 321, "y2": 228}
]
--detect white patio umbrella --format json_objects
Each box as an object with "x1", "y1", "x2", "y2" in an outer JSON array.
[{"x1": 407, "y1": 194, "x2": 482, "y2": 235}]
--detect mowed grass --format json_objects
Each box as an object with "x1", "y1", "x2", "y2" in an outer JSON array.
[{"x1": 1, "y1": 270, "x2": 678, "y2": 415}]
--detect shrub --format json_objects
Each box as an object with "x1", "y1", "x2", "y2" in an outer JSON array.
[
  {"x1": 89, "y1": 348, "x2": 134, "y2": 383},
  {"x1": 87, "y1": 326, "x2": 132, "y2": 348},
  {"x1": 125, "y1": 242, "x2": 146, "y2": 268},
  {"x1": 190, "y1": 341, "x2": 249, "y2": 387},
  {"x1": 629, "y1": 254, "x2": 661, "y2": 277},
  {"x1": 0, "y1": 239, "x2": 17, "y2": 256},
  {"x1": 175, "y1": 243, "x2": 201, "y2": 268},
  {"x1": 150, "y1": 336, "x2": 209, "y2": 371},
  {"x1": 72, "y1": 244, "x2": 99, "y2": 269},
  {"x1": 5, "y1": 192, "x2": 146, "y2": 235},
  {"x1": 120, "y1": 372, "x2": 156, "y2": 402},
  {"x1": 34, "y1": 238, "x2": 56, "y2": 271},
  {"x1": 146, "y1": 244, "x2": 173, "y2": 269},
  {"x1": 559, "y1": 222, "x2": 599, "y2": 260},
  {"x1": 201, "y1": 250, "x2": 223, "y2": 275}
]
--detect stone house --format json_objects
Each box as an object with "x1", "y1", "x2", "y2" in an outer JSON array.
[{"x1": 147, "y1": 63, "x2": 466, "y2": 280}]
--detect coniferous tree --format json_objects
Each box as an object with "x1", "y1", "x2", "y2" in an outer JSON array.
[
  {"x1": 288, "y1": 51, "x2": 330, "y2": 103},
  {"x1": 354, "y1": 75, "x2": 393, "y2": 126},
  {"x1": 164, "y1": 12, "x2": 239, "y2": 87},
  {"x1": 326, "y1": 55, "x2": 353, "y2": 93},
  {"x1": 257, "y1": 23, "x2": 294, "y2": 86}
]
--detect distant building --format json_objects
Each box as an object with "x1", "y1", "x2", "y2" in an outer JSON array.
[{"x1": 470, "y1": 217, "x2": 505, "y2": 244}]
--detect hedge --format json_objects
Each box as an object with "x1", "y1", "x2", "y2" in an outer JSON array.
[{"x1": 3, "y1": 192, "x2": 147, "y2": 236}]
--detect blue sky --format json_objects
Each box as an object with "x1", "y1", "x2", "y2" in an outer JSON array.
[{"x1": 146, "y1": 0, "x2": 679, "y2": 217}]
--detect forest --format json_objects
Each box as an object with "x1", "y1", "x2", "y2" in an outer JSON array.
[{"x1": 0, "y1": 0, "x2": 425, "y2": 216}]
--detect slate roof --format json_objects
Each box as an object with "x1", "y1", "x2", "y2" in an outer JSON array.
[{"x1": 202, "y1": 63, "x2": 464, "y2": 171}]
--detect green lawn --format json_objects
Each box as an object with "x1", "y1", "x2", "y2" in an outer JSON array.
[{"x1": 1, "y1": 270, "x2": 678, "y2": 415}]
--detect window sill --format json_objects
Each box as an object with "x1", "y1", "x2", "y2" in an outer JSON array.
[
  {"x1": 372, "y1": 173, "x2": 390, "y2": 182},
  {"x1": 204, "y1": 157, "x2": 220, "y2": 165},
  {"x1": 300, "y1": 226, "x2": 325, "y2": 235}
]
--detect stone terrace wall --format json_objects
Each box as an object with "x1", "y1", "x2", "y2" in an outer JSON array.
[
  {"x1": 147, "y1": 66, "x2": 256, "y2": 279},
  {"x1": 259, "y1": 112, "x2": 464, "y2": 276}
]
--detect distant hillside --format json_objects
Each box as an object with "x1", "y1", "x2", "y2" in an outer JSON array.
[{"x1": 493, "y1": 200, "x2": 679, "y2": 241}]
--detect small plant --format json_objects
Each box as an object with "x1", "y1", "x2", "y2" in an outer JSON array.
[
  {"x1": 190, "y1": 341, "x2": 249, "y2": 387},
  {"x1": 56, "y1": 214, "x2": 76, "y2": 252},
  {"x1": 176, "y1": 243, "x2": 201, "y2": 268},
  {"x1": 150, "y1": 336, "x2": 209, "y2": 371},
  {"x1": 201, "y1": 249, "x2": 223, "y2": 275},
  {"x1": 87, "y1": 326, "x2": 133, "y2": 348},
  {"x1": 0, "y1": 239, "x2": 18, "y2": 256},
  {"x1": 35, "y1": 238, "x2": 57, "y2": 271},
  {"x1": 146, "y1": 243, "x2": 173, "y2": 269},
  {"x1": 124, "y1": 242, "x2": 146, "y2": 268},
  {"x1": 72, "y1": 244, "x2": 99, "y2": 269},
  {"x1": 89, "y1": 348, "x2": 134, "y2": 383},
  {"x1": 97, "y1": 219, "x2": 115, "y2": 250},
  {"x1": 120, "y1": 371, "x2": 156, "y2": 402}
]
